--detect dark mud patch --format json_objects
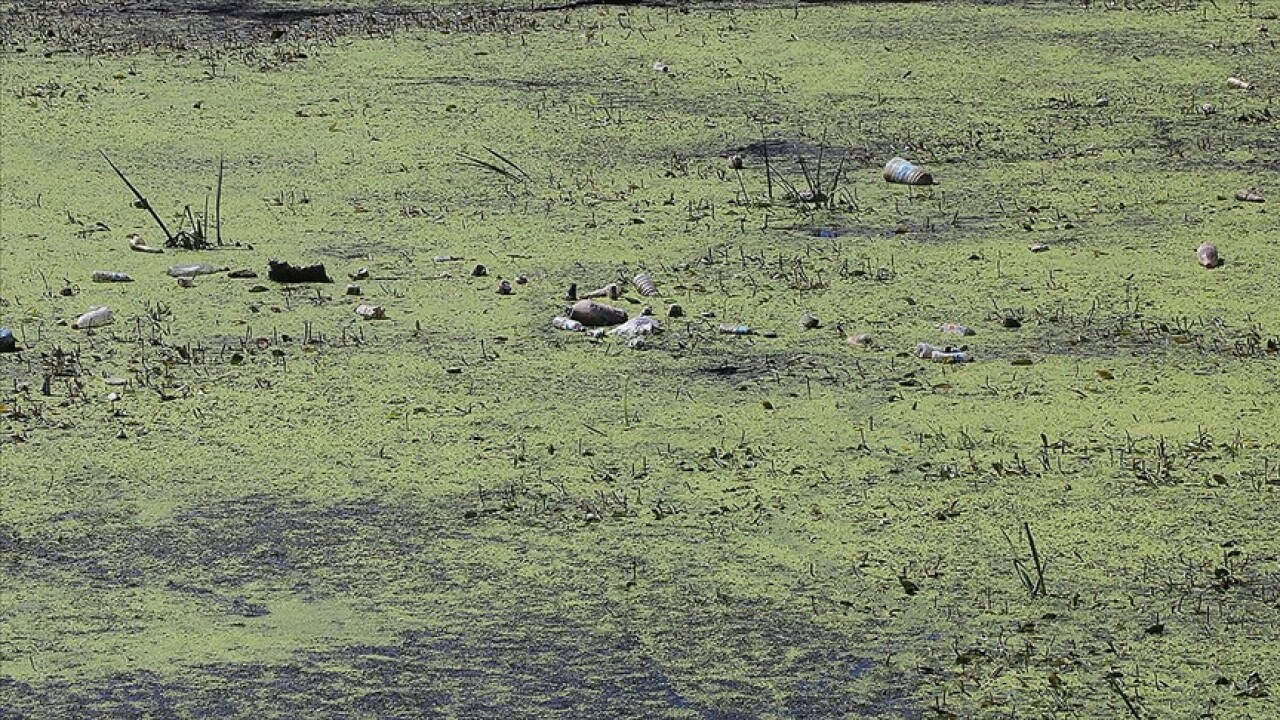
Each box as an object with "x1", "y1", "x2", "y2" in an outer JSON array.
[
  {"x1": 5, "y1": 495, "x2": 459, "y2": 596},
  {"x1": 1, "y1": 599, "x2": 919, "y2": 718},
  {"x1": 1, "y1": 0, "x2": 534, "y2": 55}
]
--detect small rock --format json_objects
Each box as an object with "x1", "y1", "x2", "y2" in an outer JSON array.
[
  {"x1": 848, "y1": 333, "x2": 874, "y2": 348},
  {"x1": 248, "y1": 285, "x2": 269, "y2": 293},
  {"x1": 445, "y1": 366, "x2": 463, "y2": 374},
  {"x1": 729, "y1": 154, "x2": 744, "y2": 170},
  {"x1": 1200, "y1": 103, "x2": 1217, "y2": 116},
  {"x1": 1197, "y1": 243, "x2": 1222, "y2": 268},
  {"x1": 515, "y1": 275, "x2": 529, "y2": 285},
  {"x1": 1002, "y1": 317, "x2": 1022, "y2": 329},
  {"x1": 345, "y1": 283, "x2": 362, "y2": 296},
  {"x1": 350, "y1": 267, "x2": 370, "y2": 280},
  {"x1": 496, "y1": 279, "x2": 513, "y2": 295},
  {"x1": 176, "y1": 276, "x2": 195, "y2": 288},
  {"x1": 1029, "y1": 243, "x2": 1050, "y2": 253},
  {"x1": 1227, "y1": 76, "x2": 1251, "y2": 90},
  {"x1": 1095, "y1": 96, "x2": 1110, "y2": 107},
  {"x1": 667, "y1": 303, "x2": 685, "y2": 318},
  {"x1": 800, "y1": 312, "x2": 821, "y2": 329},
  {"x1": 227, "y1": 269, "x2": 258, "y2": 279},
  {"x1": 1235, "y1": 188, "x2": 1265, "y2": 203},
  {"x1": 471, "y1": 264, "x2": 487, "y2": 277}
]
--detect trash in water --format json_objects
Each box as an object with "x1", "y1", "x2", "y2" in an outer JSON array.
[
  {"x1": 568, "y1": 299, "x2": 628, "y2": 327},
  {"x1": 883, "y1": 157, "x2": 934, "y2": 186},
  {"x1": 1227, "y1": 76, "x2": 1251, "y2": 90},
  {"x1": 582, "y1": 283, "x2": 621, "y2": 300},
  {"x1": 92, "y1": 271, "x2": 132, "y2": 283},
  {"x1": 1235, "y1": 188, "x2": 1265, "y2": 203},
  {"x1": 355, "y1": 304, "x2": 386, "y2": 319},
  {"x1": 128, "y1": 234, "x2": 164, "y2": 253},
  {"x1": 552, "y1": 316, "x2": 586, "y2": 332},
  {"x1": 800, "y1": 312, "x2": 820, "y2": 329},
  {"x1": 915, "y1": 342, "x2": 971, "y2": 363},
  {"x1": 0, "y1": 328, "x2": 16, "y2": 353},
  {"x1": 632, "y1": 273, "x2": 659, "y2": 297},
  {"x1": 1197, "y1": 243, "x2": 1222, "y2": 268},
  {"x1": 169, "y1": 263, "x2": 227, "y2": 277},
  {"x1": 609, "y1": 316, "x2": 661, "y2": 337},
  {"x1": 939, "y1": 322, "x2": 975, "y2": 337},
  {"x1": 718, "y1": 324, "x2": 755, "y2": 335},
  {"x1": 268, "y1": 260, "x2": 331, "y2": 283},
  {"x1": 73, "y1": 306, "x2": 114, "y2": 329}
]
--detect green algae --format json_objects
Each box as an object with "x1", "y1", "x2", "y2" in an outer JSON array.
[{"x1": 3, "y1": 0, "x2": 1280, "y2": 716}]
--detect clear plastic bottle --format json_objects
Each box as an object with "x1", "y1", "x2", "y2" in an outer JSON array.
[
  {"x1": 73, "y1": 306, "x2": 114, "y2": 329},
  {"x1": 552, "y1": 316, "x2": 585, "y2": 332}
]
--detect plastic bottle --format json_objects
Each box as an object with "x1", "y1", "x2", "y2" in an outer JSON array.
[
  {"x1": 552, "y1": 316, "x2": 585, "y2": 332},
  {"x1": 930, "y1": 350, "x2": 972, "y2": 364},
  {"x1": 92, "y1": 271, "x2": 132, "y2": 283},
  {"x1": 718, "y1": 324, "x2": 754, "y2": 335},
  {"x1": 632, "y1": 273, "x2": 658, "y2": 297},
  {"x1": 167, "y1": 263, "x2": 225, "y2": 277},
  {"x1": 72, "y1": 306, "x2": 114, "y2": 329}
]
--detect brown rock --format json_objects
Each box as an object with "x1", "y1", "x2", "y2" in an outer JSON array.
[{"x1": 568, "y1": 299, "x2": 628, "y2": 327}]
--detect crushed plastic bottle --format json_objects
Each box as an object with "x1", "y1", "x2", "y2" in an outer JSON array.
[
  {"x1": 552, "y1": 316, "x2": 585, "y2": 332},
  {"x1": 609, "y1": 316, "x2": 661, "y2": 337},
  {"x1": 168, "y1": 263, "x2": 226, "y2": 277},
  {"x1": 92, "y1": 271, "x2": 132, "y2": 283},
  {"x1": 72, "y1": 306, "x2": 114, "y2": 329}
]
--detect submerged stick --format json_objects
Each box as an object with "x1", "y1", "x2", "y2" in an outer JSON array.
[
  {"x1": 100, "y1": 150, "x2": 174, "y2": 243},
  {"x1": 215, "y1": 155, "x2": 224, "y2": 245}
]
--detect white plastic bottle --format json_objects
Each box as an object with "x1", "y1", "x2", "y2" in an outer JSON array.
[{"x1": 73, "y1": 306, "x2": 114, "y2": 329}]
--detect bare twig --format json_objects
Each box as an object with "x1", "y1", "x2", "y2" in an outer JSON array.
[{"x1": 100, "y1": 150, "x2": 174, "y2": 243}]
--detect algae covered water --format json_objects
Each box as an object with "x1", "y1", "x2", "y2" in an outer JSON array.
[{"x1": 2, "y1": 0, "x2": 1278, "y2": 716}]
